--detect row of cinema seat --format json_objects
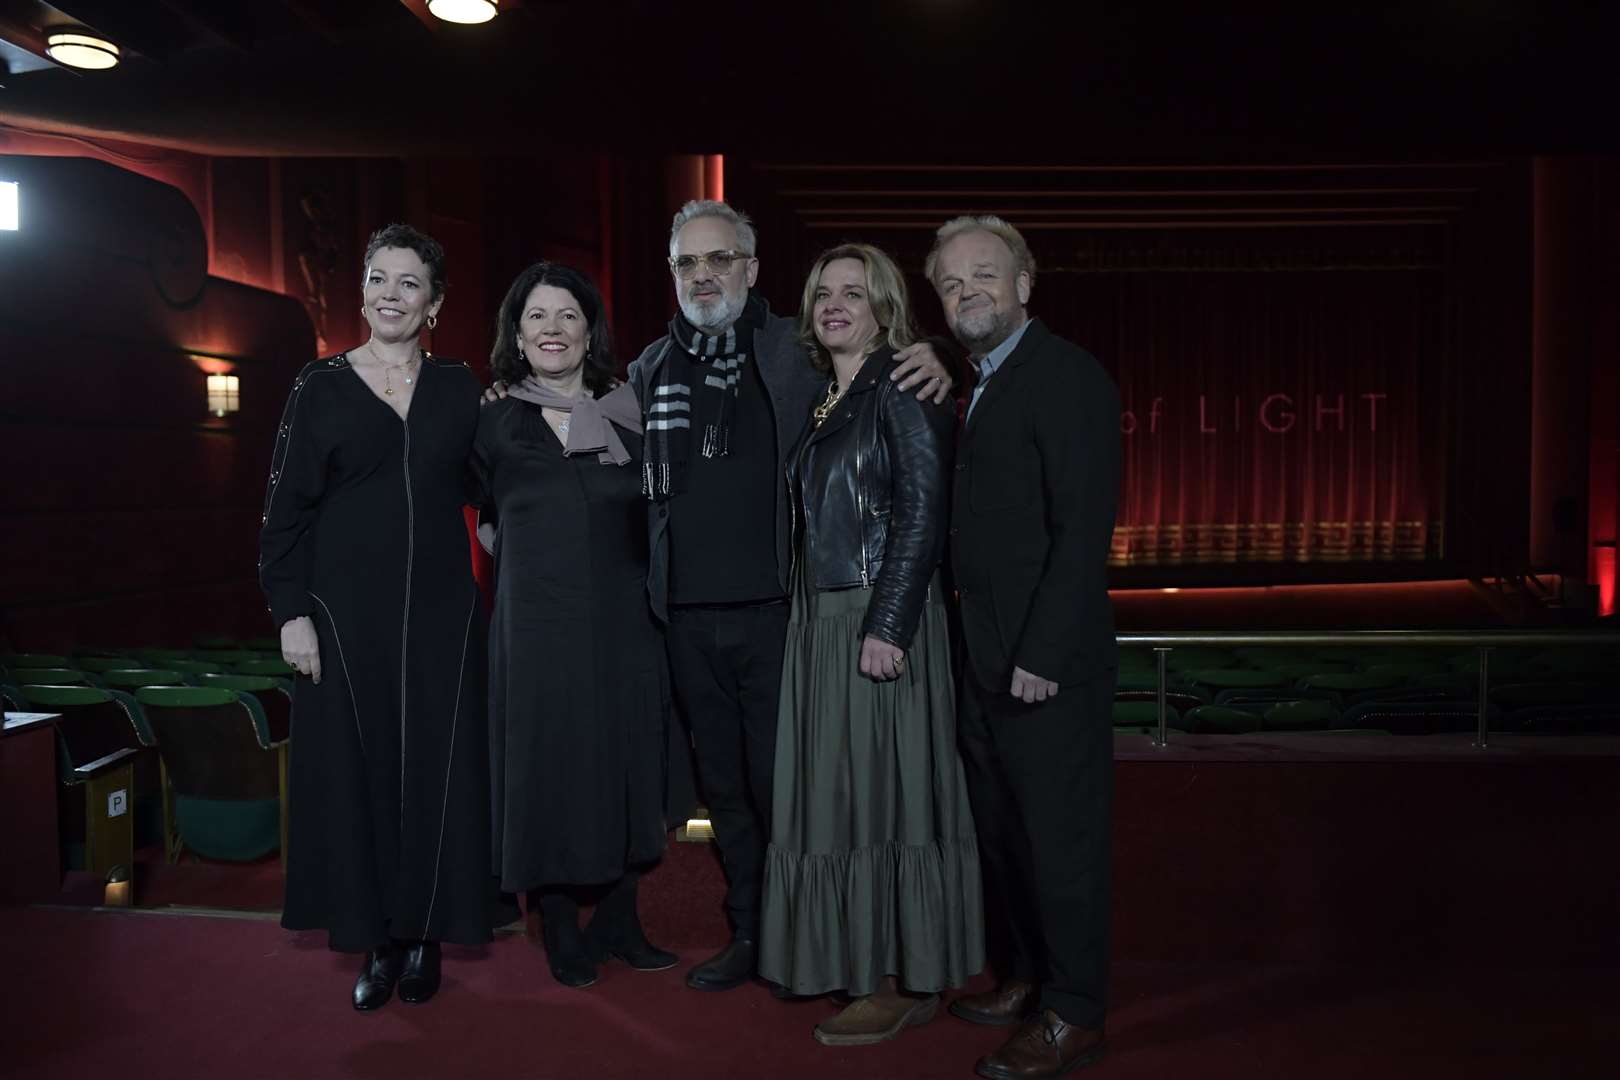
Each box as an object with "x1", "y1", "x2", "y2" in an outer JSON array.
[
  {"x1": 1112, "y1": 643, "x2": 1620, "y2": 736},
  {"x1": 1, "y1": 643, "x2": 291, "y2": 884}
]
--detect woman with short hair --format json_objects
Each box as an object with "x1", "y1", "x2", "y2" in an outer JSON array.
[{"x1": 261, "y1": 223, "x2": 502, "y2": 1011}]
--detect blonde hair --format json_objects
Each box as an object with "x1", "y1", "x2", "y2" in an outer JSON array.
[
  {"x1": 797, "y1": 243, "x2": 917, "y2": 373},
  {"x1": 923, "y1": 214, "x2": 1037, "y2": 290}
]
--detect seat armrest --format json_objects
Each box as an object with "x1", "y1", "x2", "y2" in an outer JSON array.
[{"x1": 73, "y1": 746, "x2": 140, "y2": 779}]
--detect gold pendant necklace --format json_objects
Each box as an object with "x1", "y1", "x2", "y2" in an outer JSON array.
[
  {"x1": 365, "y1": 340, "x2": 420, "y2": 397},
  {"x1": 812, "y1": 378, "x2": 846, "y2": 427}
]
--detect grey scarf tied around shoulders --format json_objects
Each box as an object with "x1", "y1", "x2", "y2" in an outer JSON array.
[{"x1": 505, "y1": 378, "x2": 643, "y2": 465}]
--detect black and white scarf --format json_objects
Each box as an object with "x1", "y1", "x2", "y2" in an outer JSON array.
[{"x1": 643, "y1": 293, "x2": 767, "y2": 500}]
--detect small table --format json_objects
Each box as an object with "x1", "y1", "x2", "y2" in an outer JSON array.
[{"x1": 1, "y1": 711, "x2": 62, "y2": 904}]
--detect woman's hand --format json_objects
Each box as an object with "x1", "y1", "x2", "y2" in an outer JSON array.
[
  {"x1": 859, "y1": 634, "x2": 906, "y2": 682},
  {"x1": 281, "y1": 616, "x2": 322, "y2": 684},
  {"x1": 482, "y1": 380, "x2": 509, "y2": 405}
]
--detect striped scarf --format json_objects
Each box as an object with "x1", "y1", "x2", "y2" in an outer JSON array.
[{"x1": 643, "y1": 293, "x2": 766, "y2": 500}]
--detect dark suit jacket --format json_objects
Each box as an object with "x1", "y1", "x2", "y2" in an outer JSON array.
[{"x1": 949, "y1": 317, "x2": 1121, "y2": 691}]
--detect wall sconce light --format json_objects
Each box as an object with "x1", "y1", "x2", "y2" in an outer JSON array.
[
  {"x1": 45, "y1": 30, "x2": 121, "y2": 70},
  {"x1": 206, "y1": 374, "x2": 240, "y2": 417},
  {"x1": 428, "y1": 0, "x2": 498, "y2": 25},
  {"x1": 0, "y1": 181, "x2": 17, "y2": 231}
]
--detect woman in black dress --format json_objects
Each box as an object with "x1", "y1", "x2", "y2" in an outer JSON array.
[
  {"x1": 472, "y1": 261, "x2": 673, "y2": 989},
  {"x1": 260, "y1": 224, "x2": 500, "y2": 1011}
]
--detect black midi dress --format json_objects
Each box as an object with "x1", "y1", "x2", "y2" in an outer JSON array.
[
  {"x1": 260, "y1": 354, "x2": 500, "y2": 951},
  {"x1": 472, "y1": 396, "x2": 668, "y2": 892}
]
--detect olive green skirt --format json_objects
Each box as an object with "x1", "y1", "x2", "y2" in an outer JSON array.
[{"x1": 759, "y1": 568, "x2": 984, "y2": 997}]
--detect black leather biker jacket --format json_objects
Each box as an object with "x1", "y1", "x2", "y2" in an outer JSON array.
[{"x1": 786, "y1": 348, "x2": 957, "y2": 648}]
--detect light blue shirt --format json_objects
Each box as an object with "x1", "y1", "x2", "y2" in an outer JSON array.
[{"x1": 965, "y1": 316, "x2": 1032, "y2": 423}]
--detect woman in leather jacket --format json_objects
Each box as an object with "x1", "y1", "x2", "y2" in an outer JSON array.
[{"x1": 759, "y1": 243, "x2": 983, "y2": 1046}]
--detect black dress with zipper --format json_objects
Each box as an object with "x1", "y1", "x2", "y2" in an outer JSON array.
[{"x1": 260, "y1": 353, "x2": 501, "y2": 951}]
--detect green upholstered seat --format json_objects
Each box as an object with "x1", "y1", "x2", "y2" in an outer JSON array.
[
  {"x1": 232, "y1": 658, "x2": 296, "y2": 677},
  {"x1": 1188, "y1": 668, "x2": 1290, "y2": 690},
  {"x1": 134, "y1": 686, "x2": 286, "y2": 864},
  {"x1": 98, "y1": 668, "x2": 185, "y2": 689},
  {"x1": 7, "y1": 667, "x2": 89, "y2": 685},
  {"x1": 1263, "y1": 698, "x2": 1340, "y2": 731},
  {"x1": 74, "y1": 656, "x2": 142, "y2": 673},
  {"x1": 1112, "y1": 700, "x2": 1182, "y2": 728},
  {"x1": 1182, "y1": 705, "x2": 1263, "y2": 734},
  {"x1": 1, "y1": 653, "x2": 70, "y2": 668}
]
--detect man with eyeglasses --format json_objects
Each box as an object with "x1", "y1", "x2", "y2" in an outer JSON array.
[{"x1": 628, "y1": 200, "x2": 955, "y2": 993}]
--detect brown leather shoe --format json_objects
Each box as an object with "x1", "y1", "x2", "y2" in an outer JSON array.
[
  {"x1": 949, "y1": 978, "x2": 1037, "y2": 1026},
  {"x1": 974, "y1": 1009, "x2": 1105, "y2": 1079}
]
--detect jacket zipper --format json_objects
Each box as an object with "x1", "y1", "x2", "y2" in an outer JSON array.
[{"x1": 855, "y1": 429, "x2": 870, "y2": 587}]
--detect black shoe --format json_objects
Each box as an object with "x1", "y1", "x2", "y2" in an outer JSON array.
[
  {"x1": 398, "y1": 941, "x2": 441, "y2": 1005},
  {"x1": 352, "y1": 944, "x2": 403, "y2": 1011},
  {"x1": 685, "y1": 936, "x2": 757, "y2": 992},
  {"x1": 587, "y1": 931, "x2": 678, "y2": 972},
  {"x1": 544, "y1": 922, "x2": 598, "y2": 989}
]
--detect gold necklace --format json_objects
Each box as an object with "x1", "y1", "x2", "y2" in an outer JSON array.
[
  {"x1": 364, "y1": 340, "x2": 421, "y2": 397},
  {"x1": 812, "y1": 378, "x2": 847, "y2": 427}
]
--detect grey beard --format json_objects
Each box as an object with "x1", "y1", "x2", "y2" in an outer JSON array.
[
  {"x1": 679, "y1": 288, "x2": 747, "y2": 334},
  {"x1": 954, "y1": 309, "x2": 1019, "y2": 356}
]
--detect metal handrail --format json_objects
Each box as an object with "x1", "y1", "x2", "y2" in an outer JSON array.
[{"x1": 1116, "y1": 630, "x2": 1620, "y2": 750}]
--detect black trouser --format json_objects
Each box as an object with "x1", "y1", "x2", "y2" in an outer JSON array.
[
  {"x1": 957, "y1": 667, "x2": 1116, "y2": 1029},
  {"x1": 664, "y1": 600, "x2": 790, "y2": 939}
]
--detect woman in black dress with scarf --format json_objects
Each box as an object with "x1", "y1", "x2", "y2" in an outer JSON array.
[
  {"x1": 472, "y1": 261, "x2": 672, "y2": 989},
  {"x1": 260, "y1": 224, "x2": 501, "y2": 1011}
]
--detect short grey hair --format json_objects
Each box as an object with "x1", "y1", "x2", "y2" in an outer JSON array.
[
  {"x1": 669, "y1": 200, "x2": 758, "y2": 258},
  {"x1": 923, "y1": 214, "x2": 1037, "y2": 289}
]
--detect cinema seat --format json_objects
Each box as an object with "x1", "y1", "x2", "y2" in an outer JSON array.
[
  {"x1": 1, "y1": 653, "x2": 70, "y2": 669},
  {"x1": 164, "y1": 660, "x2": 227, "y2": 681},
  {"x1": 197, "y1": 674, "x2": 292, "y2": 744},
  {"x1": 18, "y1": 685, "x2": 153, "y2": 879},
  {"x1": 1188, "y1": 668, "x2": 1291, "y2": 692},
  {"x1": 1214, "y1": 687, "x2": 1343, "y2": 711},
  {"x1": 99, "y1": 669, "x2": 185, "y2": 690},
  {"x1": 232, "y1": 658, "x2": 296, "y2": 677},
  {"x1": 1506, "y1": 703, "x2": 1620, "y2": 735},
  {"x1": 1263, "y1": 699, "x2": 1340, "y2": 731},
  {"x1": 135, "y1": 686, "x2": 287, "y2": 865},
  {"x1": 4, "y1": 667, "x2": 89, "y2": 686},
  {"x1": 1363, "y1": 660, "x2": 1448, "y2": 681},
  {"x1": 74, "y1": 656, "x2": 141, "y2": 674},
  {"x1": 1182, "y1": 705, "x2": 1263, "y2": 734},
  {"x1": 131, "y1": 648, "x2": 194, "y2": 665},
  {"x1": 1340, "y1": 701, "x2": 1503, "y2": 735},
  {"x1": 1163, "y1": 648, "x2": 1239, "y2": 672},
  {"x1": 1114, "y1": 688, "x2": 1209, "y2": 716},
  {"x1": 1489, "y1": 681, "x2": 1620, "y2": 710},
  {"x1": 1112, "y1": 701, "x2": 1182, "y2": 729},
  {"x1": 1298, "y1": 672, "x2": 1406, "y2": 701}
]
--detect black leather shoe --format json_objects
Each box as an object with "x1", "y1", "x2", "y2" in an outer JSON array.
[
  {"x1": 685, "y1": 936, "x2": 757, "y2": 991},
  {"x1": 352, "y1": 944, "x2": 403, "y2": 1012},
  {"x1": 398, "y1": 941, "x2": 441, "y2": 1005},
  {"x1": 587, "y1": 929, "x2": 678, "y2": 971},
  {"x1": 544, "y1": 922, "x2": 598, "y2": 989}
]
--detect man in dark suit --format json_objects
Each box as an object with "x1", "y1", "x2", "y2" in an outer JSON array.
[{"x1": 928, "y1": 215, "x2": 1120, "y2": 1078}]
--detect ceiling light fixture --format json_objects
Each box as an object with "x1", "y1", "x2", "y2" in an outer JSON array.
[
  {"x1": 45, "y1": 30, "x2": 120, "y2": 70},
  {"x1": 427, "y1": 0, "x2": 498, "y2": 25}
]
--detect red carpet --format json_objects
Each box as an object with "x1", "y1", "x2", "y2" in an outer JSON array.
[{"x1": 4, "y1": 905, "x2": 1615, "y2": 1080}]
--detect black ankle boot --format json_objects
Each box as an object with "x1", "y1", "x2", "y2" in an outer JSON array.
[
  {"x1": 538, "y1": 892, "x2": 597, "y2": 989},
  {"x1": 353, "y1": 943, "x2": 403, "y2": 1011},
  {"x1": 585, "y1": 873, "x2": 678, "y2": 972},
  {"x1": 398, "y1": 940, "x2": 441, "y2": 1004},
  {"x1": 685, "y1": 935, "x2": 757, "y2": 992}
]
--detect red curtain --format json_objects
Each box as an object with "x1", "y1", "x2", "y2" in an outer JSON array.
[{"x1": 1038, "y1": 267, "x2": 1449, "y2": 567}]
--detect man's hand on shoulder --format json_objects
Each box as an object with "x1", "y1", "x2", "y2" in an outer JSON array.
[{"x1": 891, "y1": 340, "x2": 955, "y2": 405}]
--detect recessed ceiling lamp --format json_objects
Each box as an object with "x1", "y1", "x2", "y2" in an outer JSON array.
[
  {"x1": 45, "y1": 30, "x2": 121, "y2": 70},
  {"x1": 427, "y1": 0, "x2": 498, "y2": 25}
]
